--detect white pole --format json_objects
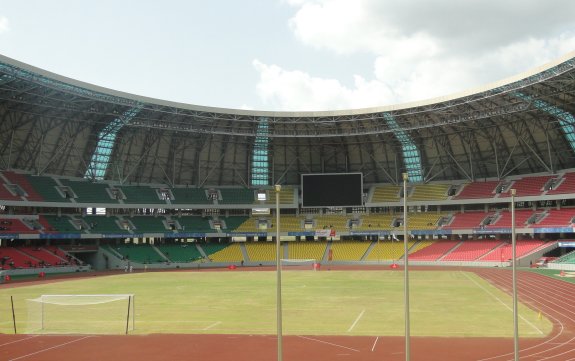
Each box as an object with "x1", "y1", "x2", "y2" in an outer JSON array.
[
  {"x1": 275, "y1": 184, "x2": 283, "y2": 361},
  {"x1": 511, "y1": 188, "x2": 519, "y2": 361},
  {"x1": 403, "y1": 172, "x2": 410, "y2": 361}
]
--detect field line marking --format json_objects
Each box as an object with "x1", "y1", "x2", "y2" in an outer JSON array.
[
  {"x1": 347, "y1": 309, "x2": 365, "y2": 332},
  {"x1": 371, "y1": 336, "x2": 379, "y2": 352},
  {"x1": 0, "y1": 335, "x2": 39, "y2": 347},
  {"x1": 461, "y1": 272, "x2": 543, "y2": 335},
  {"x1": 202, "y1": 321, "x2": 222, "y2": 330},
  {"x1": 296, "y1": 336, "x2": 360, "y2": 352},
  {"x1": 9, "y1": 336, "x2": 93, "y2": 361}
]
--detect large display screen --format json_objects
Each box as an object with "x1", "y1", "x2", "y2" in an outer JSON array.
[{"x1": 301, "y1": 173, "x2": 363, "y2": 207}]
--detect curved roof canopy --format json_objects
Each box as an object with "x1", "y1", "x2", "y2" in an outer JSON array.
[{"x1": 0, "y1": 52, "x2": 574, "y2": 187}]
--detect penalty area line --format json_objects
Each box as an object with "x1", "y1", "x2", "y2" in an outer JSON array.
[
  {"x1": 202, "y1": 321, "x2": 222, "y2": 330},
  {"x1": 347, "y1": 309, "x2": 365, "y2": 332}
]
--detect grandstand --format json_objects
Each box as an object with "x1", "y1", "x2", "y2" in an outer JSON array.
[{"x1": 0, "y1": 51, "x2": 571, "y2": 279}]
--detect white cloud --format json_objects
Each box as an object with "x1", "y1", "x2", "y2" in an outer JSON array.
[
  {"x1": 253, "y1": 0, "x2": 575, "y2": 110},
  {"x1": 253, "y1": 59, "x2": 393, "y2": 111},
  {"x1": 0, "y1": 16, "x2": 9, "y2": 34}
]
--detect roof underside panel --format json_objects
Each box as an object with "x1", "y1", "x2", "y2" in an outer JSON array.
[{"x1": 0, "y1": 54, "x2": 575, "y2": 186}]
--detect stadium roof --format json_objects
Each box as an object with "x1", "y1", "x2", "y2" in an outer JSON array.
[{"x1": 0, "y1": 52, "x2": 574, "y2": 186}]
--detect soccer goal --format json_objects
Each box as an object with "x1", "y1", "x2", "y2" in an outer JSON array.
[
  {"x1": 280, "y1": 259, "x2": 318, "y2": 271},
  {"x1": 26, "y1": 294, "x2": 135, "y2": 334}
]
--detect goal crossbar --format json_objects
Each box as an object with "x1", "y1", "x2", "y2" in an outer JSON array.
[{"x1": 26, "y1": 294, "x2": 135, "y2": 334}]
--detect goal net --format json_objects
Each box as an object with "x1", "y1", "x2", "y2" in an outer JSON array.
[
  {"x1": 280, "y1": 259, "x2": 318, "y2": 271},
  {"x1": 26, "y1": 294, "x2": 135, "y2": 334}
]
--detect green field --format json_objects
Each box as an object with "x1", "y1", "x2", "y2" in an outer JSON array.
[{"x1": 0, "y1": 270, "x2": 552, "y2": 337}]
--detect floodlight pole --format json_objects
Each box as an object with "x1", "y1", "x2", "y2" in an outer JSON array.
[
  {"x1": 403, "y1": 173, "x2": 411, "y2": 361},
  {"x1": 511, "y1": 189, "x2": 519, "y2": 361},
  {"x1": 275, "y1": 184, "x2": 283, "y2": 361}
]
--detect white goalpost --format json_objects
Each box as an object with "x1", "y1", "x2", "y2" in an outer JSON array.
[
  {"x1": 26, "y1": 294, "x2": 135, "y2": 334},
  {"x1": 280, "y1": 259, "x2": 318, "y2": 270}
]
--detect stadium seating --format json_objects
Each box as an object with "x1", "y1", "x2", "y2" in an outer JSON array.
[
  {"x1": 441, "y1": 239, "x2": 503, "y2": 261},
  {"x1": 552, "y1": 251, "x2": 575, "y2": 264},
  {"x1": 329, "y1": 241, "x2": 371, "y2": 261},
  {"x1": 409, "y1": 184, "x2": 450, "y2": 201},
  {"x1": 479, "y1": 240, "x2": 547, "y2": 261},
  {"x1": 117, "y1": 186, "x2": 164, "y2": 204},
  {"x1": 0, "y1": 218, "x2": 35, "y2": 234},
  {"x1": 500, "y1": 175, "x2": 554, "y2": 197},
  {"x1": 170, "y1": 188, "x2": 212, "y2": 205},
  {"x1": 245, "y1": 242, "x2": 280, "y2": 261},
  {"x1": 533, "y1": 208, "x2": 575, "y2": 228},
  {"x1": 485, "y1": 209, "x2": 536, "y2": 228},
  {"x1": 453, "y1": 181, "x2": 499, "y2": 199},
  {"x1": 176, "y1": 216, "x2": 213, "y2": 233},
  {"x1": 156, "y1": 244, "x2": 203, "y2": 262},
  {"x1": 218, "y1": 188, "x2": 255, "y2": 204},
  {"x1": 25, "y1": 175, "x2": 69, "y2": 202},
  {"x1": 371, "y1": 185, "x2": 401, "y2": 202},
  {"x1": 59, "y1": 179, "x2": 117, "y2": 203},
  {"x1": 547, "y1": 172, "x2": 575, "y2": 195},
  {"x1": 313, "y1": 214, "x2": 350, "y2": 233},
  {"x1": 0, "y1": 175, "x2": 22, "y2": 201},
  {"x1": 128, "y1": 216, "x2": 169, "y2": 233},
  {"x1": 261, "y1": 187, "x2": 295, "y2": 205},
  {"x1": 2, "y1": 171, "x2": 44, "y2": 201},
  {"x1": 409, "y1": 240, "x2": 460, "y2": 261},
  {"x1": 220, "y1": 216, "x2": 250, "y2": 231},
  {"x1": 0, "y1": 247, "x2": 38, "y2": 269},
  {"x1": 41, "y1": 215, "x2": 81, "y2": 233},
  {"x1": 287, "y1": 241, "x2": 327, "y2": 260},
  {"x1": 83, "y1": 215, "x2": 130, "y2": 234},
  {"x1": 442, "y1": 211, "x2": 495, "y2": 229},
  {"x1": 364, "y1": 240, "x2": 419, "y2": 261},
  {"x1": 108, "y1": 244, "x2": 164, "y2": 263},
  {"x1": 203, "y1": 243, "x2": 244, "y2": 262},
  {"x1": 19, "y1": 247, "x2": 70, "y2": 266}
]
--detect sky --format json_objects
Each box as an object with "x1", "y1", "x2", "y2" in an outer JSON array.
[{"x1": 0, "y1": 0, "x2": 574, "y2": 111}]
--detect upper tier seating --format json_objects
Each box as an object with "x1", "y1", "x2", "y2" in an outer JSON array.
[
  {"x1": 409, "y1": 184, "x2": 450, "y2": 201},
  {"x1": 371, "y1": 185, "x2": 401, "y2": 202},
  {"x1": 25, "y1": 175, "x2": 69, "y2": 202},
  {"x1": 500, "y1": 175, "x2": 554, "y2": 197},
  {"x1": 0, "y1": 174, "x2": 21, "y2": 201},
  {"x1": 117, "y1": 186, "x2": 164, "y2": 204},
  {"x1": 59, "y1": 179, "x2": 117, "y2": 203},
  {"x1": 547, "y1": 172, "x2": 575, "y2": 195},
  {"x1": 170, "y1": 188, "x2": 212, "y2": 205},
  {"x1": 453, "y1": 181, "x2": 500, "y2": 199},
  {"x1": 443, "y1": 211, "x2": 495, "y2": 229},
  {"x1": 218, "y1": 188, "x2": 255, "y2": 204},
  {"x1": 2, "y1": 171, "x2": 44, "y2": 201},
  {"x1": 261, "y1": 187, "x2": 295, "y2": 205},
  {"x1": 441, "y1": 240, "x2": 503, "y2": 261}
]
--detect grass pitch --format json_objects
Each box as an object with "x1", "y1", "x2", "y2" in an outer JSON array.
[{"x1": 0, "y1": 270, "x2": 552, "y2": 337}]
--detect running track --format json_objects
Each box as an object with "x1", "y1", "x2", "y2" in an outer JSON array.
[{"x1": 0, "y1": 268, "x2": 573, "y2": 361}]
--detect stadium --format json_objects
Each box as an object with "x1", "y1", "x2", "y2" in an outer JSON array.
[{"x1": 0, "y1": 49, "x2": 575, "y2": 361}]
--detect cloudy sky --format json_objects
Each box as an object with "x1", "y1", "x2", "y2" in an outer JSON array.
[{"x1": 1, "y1": 0, "x2": 574, "y2": 111}]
